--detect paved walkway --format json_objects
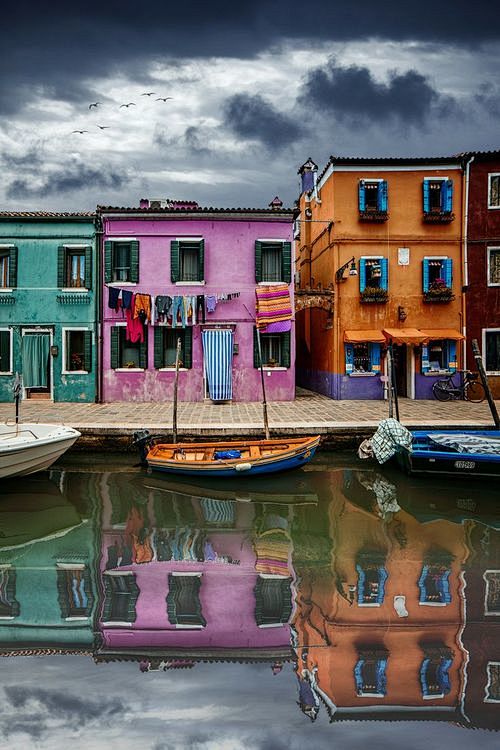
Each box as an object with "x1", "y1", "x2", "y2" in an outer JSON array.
[{"x1": 1, "y1": 389, "x2": 498, "y2": 438}]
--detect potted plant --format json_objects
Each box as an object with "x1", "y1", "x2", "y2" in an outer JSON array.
[
  {"x1": 360, "y1": 286, "x2": 389, "y2": 303},
  {"x1": 423, "y1": 279, "x2": 455, "y2": 303}
]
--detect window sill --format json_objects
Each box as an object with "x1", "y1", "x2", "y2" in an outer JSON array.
[
  {"x1": 64, "y1": 616, "x2": 90, "y2": 621},
  {"x1": 418, "y1": 601, "x2": 448, "y2": 607},
  {"x1": 115, "y1": 368, "x2": 145, "y2": 373},
  {"x1": 61, "y1": 370, "x2": 90, "y2": 375},
  {"x1": 423, "y1": 370, "x2": 452, "y2": 376},
  {"x1": 423, "y1": 694, "x2": 444, "y2": 700},
  {"x1": 487, "y1": 282, "x2": 500, "y2": 287},
  {"x1": 60, "y1": 288, "x2": 89, "y2": 293},
  {"x1": 263, "y1": 366, "x2": 287, "y2": 371},
  {"x1": 488, "y1": 205, "x2": 500, "y2": 210},
  {"x1": 174, "y1": 624, "x2": 205, "y2": 629},
  {"x1": 486, "y1": 371, "x2": 500, "y2": 376},
  {"x1": 357, "y1": 693, "x2": 385, "y2": 698},
  {"x1": 258, "y1": 281, "x2": 286, "y2": 286},
  {"x1": 0, "y1": 372, "x2": 13, "y2": 376},
  {"x1": 175, "y1": 281, "x2": 205, "y2": 286},
  {"x1": 107, "y1": 282, "x2": 137, "y2": 287},
  {"x1": 0, "y1": 616, "x2": 15, "y2": 620},
  {"x1": 258, "y1": 622, "x2": 286, "y2": 629},
  {"x1": 348, "y1": 372, "x2": 377, "y2": 377},
  {"x1": 0, "y1": 288, "x2": 13, "y2": 293},
  {"x1": 357, "y1": 602, "x2": 382, "y2": 607},
  {"x1": 158, "y1": 367, "x2": 189, "y2": 372},
  {"x1": 101, "y1": 621, "x2": 133, "y2": 627}
]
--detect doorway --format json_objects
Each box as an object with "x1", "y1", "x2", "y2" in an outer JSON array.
[
  {"x1": 22, "y1": 330, "x2": 52, "y2": 399},
  {"x1": 392, "y1": 344, "x2": 407, "y2": 397}
]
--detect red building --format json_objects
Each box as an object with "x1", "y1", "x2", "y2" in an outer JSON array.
[{"x1": 465, "y1": 151, "x2": 500, "y2": 398}]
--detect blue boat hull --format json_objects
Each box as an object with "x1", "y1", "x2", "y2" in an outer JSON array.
[{"x1": 397, "y1": 429, "x2": 500, "y2": 478}]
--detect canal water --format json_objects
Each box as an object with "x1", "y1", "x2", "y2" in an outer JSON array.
[{"x1": 0, "y1": 453, "x2": 498, "y2": 749}]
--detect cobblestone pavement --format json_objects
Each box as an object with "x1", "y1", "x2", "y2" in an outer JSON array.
[{"x1": 0, "y1": 389, "x2": 498, "y2": 434}]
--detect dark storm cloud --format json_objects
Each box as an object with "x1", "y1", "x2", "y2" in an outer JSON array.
[
  {"x1": 224, "y1": 94, "x2": 303, "y2": 149},
  {"x1": 7, "y1": 163, "x2": 127, "y2": 199},
  {"x1": 299, "y1": 58, "x2": 450, "y2": 125},
  {"x1": 0, "y1": 147, "x2": 42, "y2": 169},
  {"x1": 475, "y1": 82, "x2": 500, "y2": 116},
  {"x1": 4, "y1": 685, "x2": 127, "y2": 721},
  {"x1": 0, "y1": 2, "x2": 496, "y2": 115}
]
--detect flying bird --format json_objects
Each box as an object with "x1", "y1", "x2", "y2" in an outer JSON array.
[
  {"x1": 72, "y1": 130, "x2": 88, "y2": 134},
  {"x1": 96, "y1": 125, "x2": 110, "y2": 129},
  {"x1": 88, "y1": 102, "x2": 101, "y2": 109},
  {"x1": 156, "y1": 97, "x2": 173, "y2": 102},
  {"x1": 120, "y1": 102, "x2": 136, "y2": 108},
  {"x1": 141, "y1": 92, "x2": 156, "y2": 97}
]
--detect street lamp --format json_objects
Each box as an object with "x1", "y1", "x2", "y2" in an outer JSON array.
[{"x1": 335, "y1": 257, "x2": 358, "y2": 283}]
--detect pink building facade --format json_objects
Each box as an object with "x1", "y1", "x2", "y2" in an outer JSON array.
[{"x1": 99, "y1": 200, "x2": 294, "y2": 402}]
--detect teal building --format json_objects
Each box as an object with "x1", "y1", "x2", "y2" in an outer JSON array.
[{"x1": 0, "y1": 212, "x2": 98, "y2": 402}]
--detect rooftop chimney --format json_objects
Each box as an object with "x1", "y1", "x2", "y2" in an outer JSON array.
[
  {"x1": 298, "y1": 158, "x2": 318, "y2": 195},
  {"x1": 269, "y1": 196, "x2": 284, "y2": 210}
]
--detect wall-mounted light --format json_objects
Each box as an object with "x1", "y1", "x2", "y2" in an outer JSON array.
[
  {"x1": 50, "y1": 345, "x2": 59, "y2": 357},
  {"x1": 398, "y1": 306, "x2": 407, "y2": 322},
  {"x1": 335, "y1": 257, "x2": 358, "y2": 283}
]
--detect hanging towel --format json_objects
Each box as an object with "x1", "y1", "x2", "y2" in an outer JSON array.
[
  {"x1": 22, "y1": 334, "x2": 50, "y2": 388},
  {"x1": 133, "y1": 293, "x2": 151, "y2": 323},
  {"x1": 202, "y1": 329, "x2": 234, "y2": 401},
  {"x1": 206, "y1": 295, "x2": 217, "y2": 313},
  {"x1": 255, "y1": 284, "x2": 292, "y2": 331},
  {"x1": 108, "y1": 286, "x2": 121, "y2": 311},
  {"x1": 121, "y1": 289, "x2": 133, "y2": 310},
  {"x1": 126, "y1": 295, "x2": 144, "y2": 343}
]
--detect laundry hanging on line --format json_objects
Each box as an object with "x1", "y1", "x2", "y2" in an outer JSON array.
[{"x1": 255, "y1": 284, "x2": 292, "y2": 333}]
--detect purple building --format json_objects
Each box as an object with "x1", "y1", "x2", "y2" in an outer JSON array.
[{"x1": 99, "y1": 199, "x2": 294, "y2": 402}]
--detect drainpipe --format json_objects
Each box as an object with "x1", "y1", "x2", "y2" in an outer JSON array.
[
  {"x1": 463, "y1": 155, "x2": 474, "y2": 370},
  {"x1": 95, "y1": 212, "x2": 104, "y2": 403}
]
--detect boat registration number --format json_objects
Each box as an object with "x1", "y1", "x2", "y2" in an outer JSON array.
[{"x1": 454, "y1": 460, "x2": 476, "y2": 470}]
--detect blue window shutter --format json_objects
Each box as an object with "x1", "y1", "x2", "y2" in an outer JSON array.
[
  {"x1": 345, "y1": 344, "x2": 354, "y2": 375},
  {"x1": 423, "y1": 179, "x2": 430, "y2": 213},
  {"x1": 441, "y1": 179, "x2": 453, "y2": 213},
  {"x1": 380, "y1": 258, "x2": 389, "y2": 290},
  {"x1": 440, "y1": 569, "x2": 452, "y2": 603},
  {"x1": 448, "y1": 340, "x2": 457, "y2": 373},
  {"x1": 377, "y1": 180, "x2": 388, "y2": 211},
  {"x1": 359, "y1": 258, "x2": 366, "y2": 292},
  {"x1": 418, "y1": 564, "x2": 429, "y2": 602},
  {"x1": 420, "y1": 658, "x2": 430, "y2": 697},
  {"x1": 355, "y1": 563, "x2": 365, "y2": 603},
  {"x1": 377, "y1": 567, "x2": 388, "y2": 604},
  {"x1": 423, "y1": 259, "x2": 430, "y2": 292},
  {"x1": 438, "y1": 658, "x2": 453, "y2": 694},
  {"x1": 358, "y1": 181, "x2": 366, "y2": 211},
  {"x1": 443, "y1": 258, "x2": 452, "y2": 288},
  {"x1": 376, "y1": 658, "x2": 388, "y2": 695},
  {"x1": 421, "y1": 344, "x2": 430, "y2": 373},
  {"x1": 369, "y1": 343, "x2": 381, "y2": 373},
  {"x1": 354, "y1": 659, "x2": 365, "y2": 694}
]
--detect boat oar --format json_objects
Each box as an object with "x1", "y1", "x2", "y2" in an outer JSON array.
[
  {"x1": 255, "y1": 327, "x2": 270, "y2": 440},
  {"x1": 471, "y1": 338, "x2": 500, "y2": 428},
  {"x1": 172, "y1": 337, "x2": 182, "y2": 443}
]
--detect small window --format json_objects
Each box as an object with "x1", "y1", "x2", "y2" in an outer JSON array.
[
  {"x1": 485, "y1": 663, "x2": 500, "y2": 702},
  {"x1": 420, "y1": 653, "x2": 452, "y2": 698},
  {"x1": 167, "y1": 573, "x2": 206, "y2": 627},
  {"x1": 358, "y1": 180, "x2": 388, "y2": 218},
  {"x1": 485, "y1": 331, "x2": 500, "y2": 373},
  {"x1": 354, "y1": 654, "x2": 388, "y2": 696},
  {"x1": 254, "y1": 576, "x2": 292, "y2": 626},
  {"x1": 488, "y1": 248, "x2": 500, "y2": 286},
  {"x1": 421, "y1": 340, "x2": 457, "y2": 373},
  {"x1": 154, "y1": 328, "x2": 192, "y2": 369},
  {"x1": 484, "y1": 571, "x2": 500, "y2": 614},
  {"x1": 359, "y1": 258, "x2": 388, "y2": 292},
  {"x1": 65, "y1": 330, "x2": 91, "y2": 372},
  {"x1": 102, "y1": 573, "x2": 139, "y2": 623},
  {"x1": 111, "y1": 327, "x2": 147, "y2": 370},
  {"x1": 113, "y1": 243, "x2": 131, "y2": 282},
  {"x1": 0, "y1": 251, "x2": 9, "y2": 288},
  {"x1": 418, "y1": 563, "x2": 452, "y2": 605},
  {"x1": 56, "y1": 566, "x2": 93, "y2": 618},
  {"x1": 58, "y1": 246, "x2": 91, "y2": 289},
  {"x1": 356, "y1": 563, "x2": 388, "y2": 605},
  {"x1": 422, "y1": 258, "x2": 453, "y2": 295},
  {"x1": 171, "y1": 240, "x2": 204, "y2": 283},
  {"x1": 429, "y1": 181, "x2": 444, "y2": 211},
  {"x1": 66, "y1": 250, "x2": 85, "y2": 288},
  {"x1": 423, "y1": 178, "x2": 453, "y2": 215},
  {"x1": 0, "y1": 566, "x2": 20, "y2": 618},
  {"x1": 262, "y1": 243, "x2": 283, "y2": 282},
  {"x1": 253, "y1": 328, "x2": 291, "y2": 368},
  {"x1": 255, "y1": 241, "x2": 292, "y2": 284},
  {"x1": 104, "y1": 240, "x2": 139, "y2": 284},
  {"x1": 489, "y1": 174, "x2": 500, "y2": 209},
  {"x1": 0, "y1": 330, "x2": 12, "y2": 374},
  {"x1": 345, "y1": 342, "x2": 382, "y2": 375}
]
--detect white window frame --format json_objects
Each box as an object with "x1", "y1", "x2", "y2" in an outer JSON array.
[
  {"x1": 175, "y1": 236, "x2": 205, "y2": 286},
  {"x1": 113, "y1": 322, "x2": 144, "y2": 372},
  {"x1": 485, "y1": 662, "x2": 500, "y2": 702},
  {"x1": 483, "y1": 570, "x2": 500, "y2": 615},
  {"x1": 482, "y1": 329, "x2": 500, "y2": 376},
  {"x1": 21, "y1": 328, "x2": 54, "y2": 399},
  {"x1": 0, "y1": 563, "x2": 15, "y2": 619},
  {"x1": 61, "y1": 244, "x2": 90, "y2": 292},
  {"x1": 0, "y1": 245, "x2": 14, "y2": 291},
  {"x1": 257, "y1": 238, "x2": 289, "y2": 285},
  {"x1": 487, "y1": 247, "x2": 500, "y2": 287},
  {"x1": 61, "y1": 327, "x2": 91, "y2": 375},
  {"x1": 56, "y1": 563, "x2": 90, "y2": 621},
  {"x1": 106, "y1": 237, "x2": 137, "y2": 287},
  {"x1": 488, "y1": 173, "x2": 500, "y2": 210},
  {"x1": 0, "y1": 327, "x2": 13, "y2": 375}
]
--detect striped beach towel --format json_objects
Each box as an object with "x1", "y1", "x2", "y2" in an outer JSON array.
[{"x1": 255, "y1": 284, "x2": 292, "y2": 332}]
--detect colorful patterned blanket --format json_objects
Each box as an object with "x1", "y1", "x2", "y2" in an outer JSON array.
[{"x1": 255, "y1": 284, "x2": 292, "y2": 332}]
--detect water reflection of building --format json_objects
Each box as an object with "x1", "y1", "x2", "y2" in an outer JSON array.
[
  {"x1": 96, "y1": 474, "x2": 300, "y2": 665},
  {"x1": 292, "y1": 469, "x2": 470, "y2": 724},
  {"x1": 0, "y1": 471, "x2": 99, "y2": 654}
]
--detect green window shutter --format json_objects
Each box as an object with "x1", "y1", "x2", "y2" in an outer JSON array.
[
  {"x1": 166, "y1": 574, "x2": 206, "y2": 626},
  {"x1": 154, "y1": 327, "x2": 164, "y2": 369},
  {"x1": 198, "y1": 239, "x2": 205, "y2": 282},
  {"x1": 130, "y1": 241, "x2": 139, "y2": 283},
  {"x1": 253, "y1": 326, "x2": 260, "y2": 368},
  {"x1": 255, "y1": 241, "x2": 262, "y2": 283},
  {"x1": 127, "y1": 575, "x2": 140, "y2": 623},
  {"x1": 84, "y1": 246, "x2": 92, "y2": 289},
  {"x1": 281, "y1": 331, "x2": 291, "y2": 368},
  {"x1": 254, "y1": 576, "x2": 292, "y2": 626},
  {"x1": 57, "y1": 245, "x2": 66, "y2": 287},
  {"x1": 171, "y1": 240, "x2": 180, "y2": 282},
  {"x1": 139, "y1": 335, "x2": 148, "y2": 370},
  {"x1": 104, "y1": 241, "x2": 113, "y2": 283},
  {"x1": 281, "y1": 241, "x2": 292, "y2": 284},
  {"x1": 184, "y1": 328, "x2": 193, "y2": 369},
  {"x1": 110, "y1": 327, "x2": 120, "y2": 369},
  {"x1": 8, "y1": 247, "x2": 18, "y2": 288},
  {"x1": 83, "y1": 330, "x2": 92, "y2": 372}
]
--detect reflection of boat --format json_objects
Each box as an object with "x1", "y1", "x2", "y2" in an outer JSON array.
[
  {"x1": 135, "y1": 434, "x2": 321, "y2": 477},
  {"x1": 0, "y1": 476, "x2": 84, "y2": 548},
  {"x1": 0, "y1": 423, "x2": 81, "y2": 479}
]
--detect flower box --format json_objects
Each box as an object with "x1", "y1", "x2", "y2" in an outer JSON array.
[
  {"x1": 423, "y1": 212, "x2": 455, "y2": 223},
  {"x1": 423, "y1": 286, "x2": 455, "y2": 303},
  {"x1": 360, "y1": 287, "x2": 388, "y2": 303},
  {"x1": 359, "y1": 210, "x2": 389, "y2": 222}
]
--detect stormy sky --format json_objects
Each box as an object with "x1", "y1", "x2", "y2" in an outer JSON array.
[{"x1": 0, "y1": 2, "x2": 498, "y2": 210}]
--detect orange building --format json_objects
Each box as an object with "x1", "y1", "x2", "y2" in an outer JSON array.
[
  {"x1": 295, "y1": 156, "x2": 466, "y2": 399},
  {"x1": 292, "y1": 470, "x2": 469, "y2": 722}
]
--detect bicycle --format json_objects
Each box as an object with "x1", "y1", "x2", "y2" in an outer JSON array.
[{"x1": 432, "y1": 370, "x2": 486, "y2": 403}]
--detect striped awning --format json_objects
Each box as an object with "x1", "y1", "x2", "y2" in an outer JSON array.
[
  {"x1": 202, "y1": 329, "x2": 234, "y2": 402},
  {"x1": 344, "y1": 330, "x2": 385, "y2": 343}
]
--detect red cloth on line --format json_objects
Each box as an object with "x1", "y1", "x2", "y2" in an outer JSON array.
[{"x1": 126, "y1": 294, "x2": 144, "y2": 343}]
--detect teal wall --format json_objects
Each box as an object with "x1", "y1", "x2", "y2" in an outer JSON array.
[{"x1": 0, "y1": 217, "x2": 98, "y2": 402}]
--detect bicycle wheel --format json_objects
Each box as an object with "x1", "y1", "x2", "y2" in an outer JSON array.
[
  {"x1": 432, "y1": 380, "x2": 452, "y2": 401},
  {"x1": 465, "y1": 381, "x2": 486, "y2": 403}
]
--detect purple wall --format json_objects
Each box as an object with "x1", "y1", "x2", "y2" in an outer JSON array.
[
  {"x1": 102, "y1": 214, "x2": 294, "y2": 402},
  {"x1": 297, "y1": 369, "x2": 384, "y2": 399}
]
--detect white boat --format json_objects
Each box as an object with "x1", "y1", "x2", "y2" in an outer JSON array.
[{"x1": 0, "y1": 423, "x2": 81, "y2": 479}]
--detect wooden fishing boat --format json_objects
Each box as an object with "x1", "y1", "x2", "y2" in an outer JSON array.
[{"x1": 137, "y1": 434, "x2": 321, "y2": 477}]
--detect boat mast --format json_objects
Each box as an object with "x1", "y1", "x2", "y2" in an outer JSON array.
[
  {"x1": 255, "y1": 327, "x2": 271, "y2": 440},
  {"x1": 172, "y1": 337, "x2": 182, "y2": 443},
  {"x1": 471, "y1": 338, "x2": 500, "y2": 428}
]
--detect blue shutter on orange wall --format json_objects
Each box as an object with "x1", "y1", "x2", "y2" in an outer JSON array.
[
  {"x1": 443, "y1": 258, "x2": 452, "y2": 288},
  {"x1": 423, "y1": 259, "x2": 430, "y2": 292},
  {"x1": 359, "y1": 258, "x2": 367, "y2": 292},
  {"x1": 369, "y1": 343, "x2": 381, "y2": 373},
  {"x1": 448, "y1": 340, "x2": 457, "y2": 372},
  {"x1": 345, "y1": 344, "x2": 354, "y2": 374},
  {"x1": 380, "y1": 258, "x2": 389, "y2": 290},
  {"x1": 421, "y1": 344, "x2": 430, "y2": 373},
  {"x1": 358, "y1": 181, "x2": 366, "y2": 211},
  {"x1": 441, "y1": 179, "x2": 453, "y2": 213},
  {"x1": 377, "y1": 180, "x2": 388, "y2": 212},
  {"x1": 423, "y1": 179, "x2": 430, "y2": 213}
]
